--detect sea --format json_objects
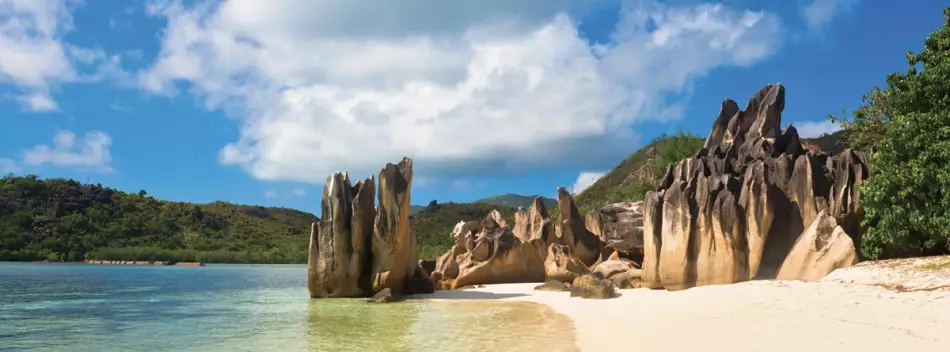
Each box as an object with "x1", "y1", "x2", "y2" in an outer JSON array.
[{"x1": 0, "y1": 263, "x2": 577, "y2": 352}]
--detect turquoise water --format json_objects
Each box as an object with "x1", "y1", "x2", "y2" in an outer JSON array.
[{"x1": 0, "y1": 263, "x2": 576, "y2": 352}]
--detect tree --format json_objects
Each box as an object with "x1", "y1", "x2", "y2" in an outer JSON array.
[{"x1": 845, "y1": 7, "x2": 950, "y2": 259}]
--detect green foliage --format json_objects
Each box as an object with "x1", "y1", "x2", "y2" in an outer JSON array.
[
  {"x1": 570, "y1": 132, "x2": 704, "y2": 215},
  {"x1": 842, "y1": 8, "x2": 950, "y2": 259},
  {"x1": 0, "y1": 175, "x2": 315, "y2": 263},
  {"x1": 474, "y1": 194, "x2": 557, "y2": 209},
  {"x1": 411, "y1": 202, "x2": 517, "y2": 260}
]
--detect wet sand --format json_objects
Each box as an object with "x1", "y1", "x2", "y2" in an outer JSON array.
[{"x1": 427, "y1": 256, "x2": 950, "y2": 352}]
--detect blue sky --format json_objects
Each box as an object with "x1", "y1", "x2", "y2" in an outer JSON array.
[{"x1": 0, "y1": 0, "x2": 945, "y2": 215}]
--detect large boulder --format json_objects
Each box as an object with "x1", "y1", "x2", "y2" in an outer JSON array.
[
  {"x1": 585, "y1": 201, "x2": 644, "y2": 263},
  {"x1": 644, "y1": 84, "x2": 866, "y2": 291},
  {"x1": 308, "y1": 173, "x2": 375, "y2": 298},
  {"x1": 554, "y1": 187, "x2": 604, "y2": 266},
  {"x1": 777, "y1": 210, "x2": 858, "y2": 281},
  {"x1": 544, "y1": 244, "x2": 591, "y2": 283},
  {"x1": 591, "y1": 259, "x2": 641, "y2": 289},
  {"x1": 570, "y1": 274, "x2": 616, "y2": 299}
]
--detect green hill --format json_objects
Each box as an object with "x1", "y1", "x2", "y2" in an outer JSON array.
[
  {"x1": 0, "y1": 175, "x2": 315, "y2": 263},
  {"x1": 570, "y1": 133, "x2": 705, "y2": 215},
  {"x1": 412, "y1": 201, "x2": 517, "y2": 260},
  {"x1": 475, "y1": 193, "x2": 556, "y2": 209}
]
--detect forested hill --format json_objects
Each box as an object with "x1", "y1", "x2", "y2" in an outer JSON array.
[{"x1": 0, "y1": 175, "x2": 316, "y2": 263}]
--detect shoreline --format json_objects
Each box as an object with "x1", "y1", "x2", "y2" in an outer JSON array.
[{"x1": 425, "y1": 256, "x2": 950, "y2": 352}]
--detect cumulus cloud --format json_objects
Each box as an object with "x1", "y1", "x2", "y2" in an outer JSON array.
[
  {"x1": 140, "y1": 0, "x2": 782, "y2": 182},
  {"x1": 795, "y1": 120, "x2": 841, "y2": 138},
  {"x1": 0, "y1": 0, "x2": 132, "y2": 111},
  {"x1": 263, "y1": 190, "x2": 278, "y2": 199},
  {"x1": 22, "y1": 130, "x2": 113, "y2": 172},
  {"x1": 802, "y1": 0, "x2": 859, "y2": 31},
  {"x1": 570, "y1": 171, "x2": 606, "y2": 195}
]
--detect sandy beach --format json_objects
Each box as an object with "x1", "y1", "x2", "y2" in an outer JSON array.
[{"x1": 427, "y1": 256, "x2": 950, "y2": 352}]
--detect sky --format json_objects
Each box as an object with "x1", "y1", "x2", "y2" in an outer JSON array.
[{"x1": 0, "y1": 0, "x2": 946, "y2": 215}]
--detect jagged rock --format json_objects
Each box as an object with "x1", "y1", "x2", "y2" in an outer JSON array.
[
  {"x1": 777, "y1": 210, "x2": 858, "y2": 281},
  {"x1": 544, "y1": 244, "x2": 591, "y2": 283},
  {"x1": 512, "y1": 197, "x2": 553, "y2": 243},
  {"x1": 644, "y1": 84, "x2": 867, "y2": 291},
  {"x1": 432, "y1": 212, "x2": 547, "y2": 289},
  {"x1": 554, "y1": 187, "x2": 604, "y2": 266},
  {"x1": 591, "y1": 259, "x2": 641, "y2": 289},
  {"x1": 367, "y1": 288, "x2": 403, "y2": 303},
  {"x1": 534, "y1": 280, "x2": 572, "y2": 292},
  {"x1": 308, "y1": 173, "x2": 375, "y2": 298},
  {"x1": 704, "y1": 98, "x2": 740, "y2": 149},
  {"x1": 371, "y1": 157, "x2": 419, "y2": 295},
  {"x1": 586, "y1": 201, "x2": 644, "y2": 263},
  {"x1": 641, "y1": 190, "x2": 665, "y2": 289},
  {"x1": 570, "y1": 274, "x2": 616, "y2": 299},
  {"x1": 309, "y1": 157, "x2": 438, "y2": 299},
  {"x1": 488, "y1": 209, "x2": 507, "y2": 228},
  {"x1": 658, "y1": 178, "x2": 696, "y2": 291}
]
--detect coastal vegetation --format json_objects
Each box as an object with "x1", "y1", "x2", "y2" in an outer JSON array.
[
  {"x1": 0, "y1": 175, "x2": 313, "y2": 263},
  {"x1": 830, "y1": 8, "x2": 950, "y2": 259}
]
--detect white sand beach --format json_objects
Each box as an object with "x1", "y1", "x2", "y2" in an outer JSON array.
[{"x1": 427, "y1": 256, "x2": 950, "y2": 352}]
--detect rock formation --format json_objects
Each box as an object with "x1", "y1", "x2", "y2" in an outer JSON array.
[
  {"x1": 642, "y1": 84, "x2": 870, "y2": 291},
  {"x1": 570, "y1": 273, "x2": 616, "y2": 299},
  {"x1": 777, "y1": 210, "x2": 858, "y2": 281},
  {"x1": 431, "y1": 212, "x2": 548, "y2": 289},
  {"x1": 591, "y1": 259, "x2": 642, "y2": 289},
  {"x1": 307, "y1": 173, "x2": 375, "y2": 298},
  {"x1": 513, "y1": 197, "x2": 553, "y2": 243},
  {"x1": 308, "y1": 157, "x2": 433, "y2": 299},
  {"x1": 544, "y1": 243, "x2": 591, "y2": 283},
  {"x1": 554, "y1": 187, "x2": 604, "y2": 267},
  {"x1": 585, "y1": 201, "x2": 644, "y2": 262}
]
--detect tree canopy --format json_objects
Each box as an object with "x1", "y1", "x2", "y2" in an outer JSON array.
[{"x1": 833, "y1": 7, "x2": 950, "y2": 259}]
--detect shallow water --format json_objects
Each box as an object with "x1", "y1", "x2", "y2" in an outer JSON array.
[{"x1": 0, "y1": 263, "x2": 576, "y2": 352}]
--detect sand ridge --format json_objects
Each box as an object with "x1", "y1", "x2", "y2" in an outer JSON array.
[{"x1": 425, "y1": 256, "x2": 950, "y2": 352}]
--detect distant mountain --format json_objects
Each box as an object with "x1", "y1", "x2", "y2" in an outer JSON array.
[{"x1": 475, "y1": 193, "x2": 557, "y2": 209}]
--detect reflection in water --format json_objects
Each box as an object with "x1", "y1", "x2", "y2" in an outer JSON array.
[{"x1": 306, "y1": 299, "x2": 578, "y2": 352}]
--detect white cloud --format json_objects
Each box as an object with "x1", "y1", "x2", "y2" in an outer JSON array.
[
  {"x1": 802, "y1": 0, "x2": 859, "y2": 31},
  {"x1": 16, "y1": 92, "x2": 58, "y2": 111},
  {"x1": 264, "y1": 187, "x2": 307, "y2": 199},
  {"x1": 0, "y1": 0, "x2": 132, "y2": 111},
  {"x1": 0, "y1": 158, "x2": 20, "y2": 174},
  {"x1": 140, "y1": 0, "x2": 782, "y2": 182},
  {"x1": 22, "y1": 130, "x2": 114, "y2": 172},
  {"x1": 795, "y1": 120, "x2": 841, "y2": 138},
  {"x1": 570, "y1": 171, "x2": 606, "y2": 195}
]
